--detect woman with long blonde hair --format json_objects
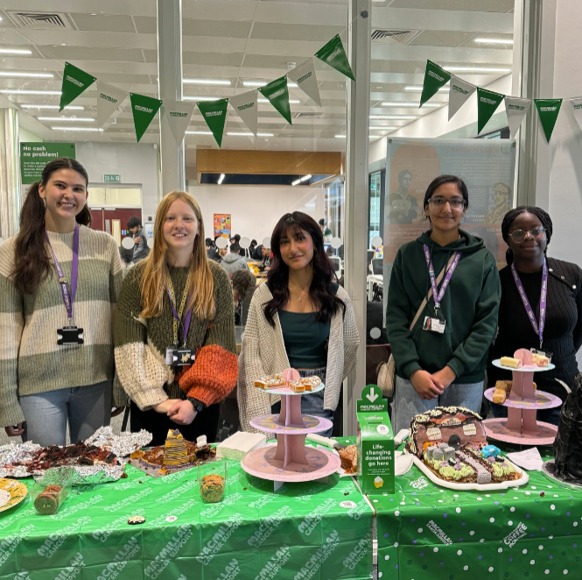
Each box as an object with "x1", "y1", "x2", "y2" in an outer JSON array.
[{"x1": 115, "y1": 191, "x2": 237, "y2": 445}]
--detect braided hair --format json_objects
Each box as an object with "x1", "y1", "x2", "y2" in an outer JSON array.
[{"x1": 501, "y1": 206, "x2": 553, "y2": 265}]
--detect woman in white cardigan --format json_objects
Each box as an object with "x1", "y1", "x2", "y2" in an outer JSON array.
[{"x1": 238, "y1": 212, "x2": 359, "y2": 435}]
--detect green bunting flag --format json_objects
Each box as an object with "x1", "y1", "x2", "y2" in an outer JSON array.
[
  {"x1": 420, "y1": 60, "x2": 451, "y2": 107},
  {"x1": 535, "y1": 98, "x2": 563, "y2": 142},
  {"x1": 130, "y1": 93, "x2": 163, "y2": 143},
  {"x1": 315, "y1": 34, "x2": 355, "y2": 81},
  {"x1": 197, "y1": 99, "x2": 229, "y2": 147},
  {"x1": 259, "y1": 76, "x2": 292, "y2": 125},
  {"x1": 477, "y1": 87, "x2": 504, "y2": 134},
  {"x1": 59, "y1": 62, "x2": 96, "y2": 111}
]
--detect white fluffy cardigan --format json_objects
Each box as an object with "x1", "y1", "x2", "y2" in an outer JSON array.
[{"x1": 237, "y1": 282, "x2": 359, "y2": 432}]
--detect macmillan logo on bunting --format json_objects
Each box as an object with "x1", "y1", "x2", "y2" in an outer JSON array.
[
  {"x1": 130, "y1": 93, "x2": 163, "y2": 143},
  {"x1": 504, "y1": 96, "x2": 532, "y2": 138},
  {"x1": 535, "y1": 98, "x2": 563, "y2": 142},
  {"x1": 162, "y1": 101, "x2": 195, "y2": 144},
  {"x1": 96, "y1": 80, "x2": 127, "y2": 127},
  {"x1": 198, "y1": 99, "x2": 229, "y2": 147},
  {"x1": 420, "y1": 60, "x2": 451, "y2": 107},
  {"x1": 315, "y1": 34, "x2": 355, "y2": 81},
  {"x1": 477, "y1": 87, "x2": 504, "y2": 134},
  {"x1": 287, "y1": 60, "x2": 322, "y2": 106},
  {"x1": 568, "y1": 97, "x2": 582, "y2": 133},
  {"x1": 59, "y1": 62, "x2": 96, "y2": 111},
  {"x1": 229, "y1": 90, "x2": 259, "y2": 135},
  {"x1": 259, "y1": 76, "x2": 292, "y2": 125},
  {"x1": 448, "y1": 75, "x2": 476, "y2": 121}
]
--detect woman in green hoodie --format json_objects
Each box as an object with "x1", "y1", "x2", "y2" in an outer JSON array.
[{"x1": 386, "y1": 175, "x2": 501, "y2": 432}]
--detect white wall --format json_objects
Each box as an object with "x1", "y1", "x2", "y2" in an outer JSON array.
[
  {"x1": 189, "y1": 183, "x2": 325, "y2": 244},
  {"x1": 76, "y1": 142, "x2": 160, "y2": 222}
]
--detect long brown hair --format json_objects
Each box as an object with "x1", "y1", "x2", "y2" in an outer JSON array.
[
  {"x1": 12, "y1": 158, "x2": 92, "y2": 294},
  {"x1": 139, "y1": 191, "x2": 215, "y2": 320}
]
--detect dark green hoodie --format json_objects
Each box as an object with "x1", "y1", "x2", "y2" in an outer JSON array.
[{"x1": 386, "y1": 229, "x2": 500, "y2": 383}]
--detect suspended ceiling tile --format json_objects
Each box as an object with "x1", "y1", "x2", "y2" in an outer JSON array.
[{"x1": 70, "y1": 13, "x2": 137, "y2": 33}]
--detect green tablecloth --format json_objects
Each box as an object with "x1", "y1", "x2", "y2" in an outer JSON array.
[
  {"x1": 375, "y1": 461, "x2": 582, "y2": 579},
  {"x1": 0, "y1": 461, "x2": 374, "y2": 579}
]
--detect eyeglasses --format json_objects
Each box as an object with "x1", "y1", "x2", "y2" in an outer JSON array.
[
  {"x1": 427, "y1": 197, "x2": 465, "y2": 209},
  {"x1": 507, "y1": 226, "x2": 546, "y2": 243}
]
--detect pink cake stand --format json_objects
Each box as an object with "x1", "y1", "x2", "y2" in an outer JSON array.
[
  {"x1": 241, "y1": 379, "x2": 340, "y2": 490},
  {"x1": 483, "y1": 358, "x2": 558, "y2": 445}
]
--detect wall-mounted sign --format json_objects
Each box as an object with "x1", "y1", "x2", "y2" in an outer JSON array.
[
  {"x1": 20, "y1": 142, "x2": 76, "y2": 184},
  {"x1": 104, "y1": 174, "x2": 121, "y2": 183}
]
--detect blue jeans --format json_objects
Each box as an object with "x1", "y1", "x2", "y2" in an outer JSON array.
[
  {"x1": 391, "y1": 375, "x2": 484, "y2": 433},
  {"x1": 271, "y1": 368, "x2": 334, "y2": 437},
  {"x1": 19, "y1": 381, "x2": 112, "y2": 446}
]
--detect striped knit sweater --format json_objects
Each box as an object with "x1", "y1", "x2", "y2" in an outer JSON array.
[
  {"x1": 237, "y1": 282, "x2": 360, "y2": 433},
  {"x1": 0, "y1": 226, "x2": 124, "y2": 427},
  {"x1": 114, "y1": 260, "x2": 236, "y2": 410}
]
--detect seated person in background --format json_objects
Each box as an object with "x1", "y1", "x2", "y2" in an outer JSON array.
[
  {"x1": 230, "y1": 234, "x2": 245, "y2": 256},
  {"x1": 238, "y1": 211, "x2": 359, "y2": 437},
  {"x1": 253, "y1": 243, "x2": 263, "y2": 260},
  {"x1": 249, "y1": 239, "x2": 258, "y2": 259},
  {"x1": 126, "y1": 216, "x2": 150, "y2": 264},
  {"x1": 205, "y1": 237, "x2": 219, "y2": 262},
  {"x1": 258, "y1": 245, "x2": 272, "y2": 272},
  {"x1": 232, "y1": 269, "x2": 257, "y2": 326},
  {"x1": 220, "y1": 243, "x2": 248, "y2": 278}
]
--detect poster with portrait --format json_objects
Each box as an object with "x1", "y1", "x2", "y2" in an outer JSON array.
[
  {"x1": 213, "y1": 213, "x2": 231, "y2": 239},
  {"x1": 384, "y1": 137, "x2": 516, "y2": 268}
]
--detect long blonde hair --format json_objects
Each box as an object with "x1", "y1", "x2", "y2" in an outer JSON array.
[{"x1": 139, "y1": 191, "x2": 215, "y2": 320}]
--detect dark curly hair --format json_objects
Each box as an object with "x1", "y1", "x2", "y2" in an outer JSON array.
[
  {"x1": 12, "y1": 158, "x2": 91, "y2": 294},
  {"x1": 501, "y1": 206, "x2": 552, "y2": 265},
  {"x1": 264, "y1": 211, "x2": 344, "y2": 327}
]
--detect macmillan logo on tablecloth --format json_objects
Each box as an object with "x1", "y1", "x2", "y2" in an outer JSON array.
[
  {"x1": 248, "y1": 494, "x2": 275, "y2": 510},
  {"x1": 199, "y1": 513, "x2": 243, "y2": 566},
  {"x1": 93, "y1": 513, "x2": 141, "y2": 543},
  {"x1": 295, "y1": 529, "x2": 340, "y2": 579},
  {"x1": 145, "y1": 525, "x2": 194, "y2": 579},
  {"x1": 54, "y1": 494, "x2": 103, "y2": 521},
  {"x1": 55, "y1": 553, "x2": 86, "y2": 580},
  {"x1": 298, "y1": 497, "x2": 335, "y2": 536},
  {"x1": 409, "y1": 477, "x2": 429, "y2": 490},
  {"x1": 217, "y1": 558, "x2": 240, "y2": 580},
  {"x1": 96, "y1": 536, "x2": 140, "y2": 580},
  {"x1": 0, "y1": 524, "x2": 36, "y2": 566},
  {"x1": 38, "y1": 517, "x2": 91, "y2": 558},
  {"x1": 343, "y1": 531, "x2": 373, "y2": 571},
  {"x1": 427, "y1": 520, "x2": 453, "y2": 545},
  {"x1": 149, "y1": 499, "x2": 197, "y2": 529},
  {"x1": 257, "y1": 546, "x2": 291, "y2": 579},
  {"x1": 247, "y1": 506, "x2": 292, "y2": 547},
  {"x1": 346, "y1": 498, "x2": 370, "y2": 521},
  {"x1": 103, "y1": 487, "x2": 154, "y2": 512},
  {"x1": 201, "y1": 492, "x2": 243, "y2": 519}
]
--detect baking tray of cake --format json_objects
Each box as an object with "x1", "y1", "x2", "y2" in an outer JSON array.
[{"x1": 408, "y1": 452, "x2": 529, "y2": 491}]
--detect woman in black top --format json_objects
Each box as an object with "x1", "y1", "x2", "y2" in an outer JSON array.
[{"x1": 489, "y1": 207, "x2": 582, "y2": 425}]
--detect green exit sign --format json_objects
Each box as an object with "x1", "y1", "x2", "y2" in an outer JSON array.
[{"x1": 104, "y1": 174, "x2": 121, "y2": 183}]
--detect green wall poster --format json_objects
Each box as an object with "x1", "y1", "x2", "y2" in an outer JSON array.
[{"x1": 20, "y1": 143, "x2": 76, "y2": 184}]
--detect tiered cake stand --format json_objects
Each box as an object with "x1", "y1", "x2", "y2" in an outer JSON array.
[
  {"x1": 241, "y1": 382, "x2": 340, "y2": 491},
  {"x1": 483, "y1": 358, "x2": 559, "y2": 445}
]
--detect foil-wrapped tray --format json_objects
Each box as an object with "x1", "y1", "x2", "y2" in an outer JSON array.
[{"x1": 0, "y1": 427, "x2": 152, "y2": 483}]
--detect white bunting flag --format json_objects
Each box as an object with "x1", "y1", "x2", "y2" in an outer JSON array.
[
  {"x1": 505, "y1": 96, "x2": 532, "y2": 138},
  {"x1": 287, "y1": 59, "x2": 321, "y2": 106},
  {"x1": 229, "y1": 90, "x2": 259, "y2": 135},
  {"x1": 448, "y1": 75, "x2": 476, "y2": 121},
  {"x1": 162, "y1": 101, "x2": 195, "y2": 144},
  {"x1": 567, "y1": 96, "x2": 582, "y2": 134},
  {"x1": 96, "y1": 80, "x2": 127, "y2": 127}
]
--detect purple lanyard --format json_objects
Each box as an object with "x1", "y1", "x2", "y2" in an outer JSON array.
[
  {"x1": 510, "y1": 259, "x2": 547, "y2": 348},
  {"x1": 423, "y1": 245, "x2": 461, "y2": 311},
  {"x1": 45, "y1": 224, "x2": 80, "y2": 323},
  {"x1": 166, "y1": 275, "x2": 192, "y2": 347}
]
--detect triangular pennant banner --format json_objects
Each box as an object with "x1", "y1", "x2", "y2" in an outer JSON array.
[
  {"x1": 567, "y1": 97, "x2": 582, "y2": 134},
  {"x1": 198, "y1": 99, "x2": 229, "y2": 147},
  {"x1": 96, "y1": 80, "x2": 127, "y2": 127},
  {"x1": 229, "y1": 90, "x2": 258, "y2": 135},
  {"x1": 504, "y1": 96, "x2": 531, "y2": 138},
  {"x1": 287, "y1": 59, "x2": 321, "y2": 106},
  {"x1": 315, "y1": 34, "x2": 355, "y2": 81},
  {"x1": 59, "y1": 62, "x2": 96, "y2": 111},
  {"x1": 162, "y1": 100, "x2": 195, "y2": 144},
  {"x1": 477, "y1": 87, "x2": 504, "y2": 134},
  {"x1": 259, "y1": 76, "x2": 292, "y2": 125},
  {"x1": 420, "y1": 60, "x2": 451, "y2": 107},
  {"x1": 130, "y1": 93, "x2": 162, "y2": 143},
  {"x1": 535, "y1": 98, "x2": 563, "y2": 142},
  {"x1": 448, "y1": 75, "x2": 476, "y2": 121}
]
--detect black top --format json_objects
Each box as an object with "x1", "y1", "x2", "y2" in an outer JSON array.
[
  {"x1": 489, "y1": 257, "x2": 582, "y2": 399},
  {"x1": 279, "y1": 311, "x2": 330, "y2": 368}
]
